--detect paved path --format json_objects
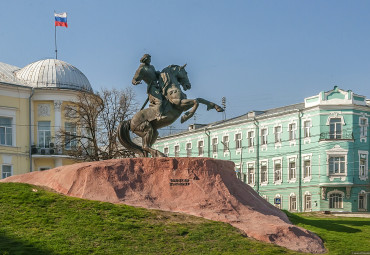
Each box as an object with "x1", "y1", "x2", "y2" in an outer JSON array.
[{"x1": 332, "y1": 213, "x2": 370, "y2": 218}]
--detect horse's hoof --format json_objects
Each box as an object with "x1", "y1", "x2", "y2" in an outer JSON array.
[
  {"x1": 215, "y1": 105, "x2": 224, "y2": 112},
  {"x1": 156, "y1": 151, "x2": 167, "y2": 157}
]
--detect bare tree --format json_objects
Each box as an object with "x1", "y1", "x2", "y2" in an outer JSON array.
[{"x1": 59, "y1": 88, "x2": 137, "y2": 161}]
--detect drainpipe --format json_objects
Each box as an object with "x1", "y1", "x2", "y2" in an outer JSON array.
[
  {"x1": 29, "y1": 88, "x2": 34, "y2": 172},
  {"x1": 298, "y1": 110, "x2": 303, "y2": 212},
  {"x1": 254, "y1": 119, "x2": 260, "y2": 194},
  {"x1": 204, "y1": 128, "x2": 211, "y2": 158}
]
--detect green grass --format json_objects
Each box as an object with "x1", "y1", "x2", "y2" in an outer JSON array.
[
  {"x1": 286, "y1": 211, "x2": 370, "y2": 255},
  {"x1": 0, "y1": 183, "x2": 369, "y2": 255}
]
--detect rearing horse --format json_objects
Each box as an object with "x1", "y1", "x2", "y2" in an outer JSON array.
[{"x1": 118, "y1": 64, "x2": 224, "y2": 157}]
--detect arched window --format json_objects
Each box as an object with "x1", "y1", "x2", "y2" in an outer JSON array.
[
  {"x1": 358, "y1": 190, "x2": 367, "y2": 211},
  {"x1": 304, "y1": 192, "x2": 312, "y2": 212},
  {"x1": 289, "y1": 194, "x2": 297, "y2": 212},
  {"x1": 329, "y1": 192, "x2": 343, "y2": 209}
]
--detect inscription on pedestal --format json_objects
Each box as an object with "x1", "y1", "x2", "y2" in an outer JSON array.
[{"x1": 170, "y1": 179, "x2": 190, "y2": 186}]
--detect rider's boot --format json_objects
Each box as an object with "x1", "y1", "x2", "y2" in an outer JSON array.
[{"x1": 156, "y1": 113, "x2": 166, "y2": 121}]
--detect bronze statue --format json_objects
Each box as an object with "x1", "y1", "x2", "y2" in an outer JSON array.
[{"x1": 118, "y1": 54, "x2": 224, "y2": 157}]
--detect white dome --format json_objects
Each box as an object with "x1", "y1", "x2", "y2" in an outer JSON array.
[{"x1": 15, "y1": 59, "x2": 92, "y2": 92}]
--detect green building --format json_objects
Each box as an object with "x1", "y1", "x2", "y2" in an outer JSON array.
[{"x1": 154, "y1": 87, "x2": 369, "y2": 212}]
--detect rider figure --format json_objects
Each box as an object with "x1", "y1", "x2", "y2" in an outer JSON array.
[{"x1": 132, "y1": 54, "x2": 165, "y2": 121}]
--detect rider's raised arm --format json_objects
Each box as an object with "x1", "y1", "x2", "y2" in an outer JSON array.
[{"x1": 132, "y1": 66, "x2": 143, "y2": 85}]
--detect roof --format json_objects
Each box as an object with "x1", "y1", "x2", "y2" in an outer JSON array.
[
  {"x1": 0, "y1": 62, "x2": 20, "y2": 84},
  {"x1": 14, "y1": 59, "x2": 92, "y2": 92}
]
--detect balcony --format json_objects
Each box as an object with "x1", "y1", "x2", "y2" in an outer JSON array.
[
  {"x1": 31, "y1": 143, "x2": 66, "y2": 156},
  {"x1": 319, "y1": 130, "x2": 353, "y2": 141}
]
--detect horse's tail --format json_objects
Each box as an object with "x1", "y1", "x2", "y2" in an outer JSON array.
[{"x1": 117, "y1": 120, "x2": 145, "y2": 157}]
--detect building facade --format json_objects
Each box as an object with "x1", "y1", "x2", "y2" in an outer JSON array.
[
  {"x1": 0, "y1": 59, "x2": 93, "y2": 178},
  {"x1": 154, "y1": 87, "x2": 370, "y2": 212}
]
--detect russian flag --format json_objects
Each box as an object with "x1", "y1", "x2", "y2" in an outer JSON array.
[{"x1": 55, "y1": 12, "x2": 68, "y2": 27}]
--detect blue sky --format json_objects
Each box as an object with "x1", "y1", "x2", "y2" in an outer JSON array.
[{"x1": 1, "y1": 1, "x2": 370, "y2": 133}]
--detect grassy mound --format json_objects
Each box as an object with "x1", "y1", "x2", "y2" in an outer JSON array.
[
  {"x1": 0, "y1": 183, "x2": 370, "y2": 254},
  {"x1": 0, "y1": 183, "x2": 295, "y2": 255}
]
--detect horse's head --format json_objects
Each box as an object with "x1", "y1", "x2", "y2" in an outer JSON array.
[{"x1": 176, "y1": 64, "x2": 191, "y2": 91}]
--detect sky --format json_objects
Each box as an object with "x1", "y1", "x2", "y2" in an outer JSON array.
[{"x1": 1, "y1": 0, "x2": 370, "y2": 135}]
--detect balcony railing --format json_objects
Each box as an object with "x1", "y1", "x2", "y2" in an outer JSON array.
[
  {"x1": 319, "y1": 130, "x2": 353, "y2": 141},
  {"x1": 31, "y1": 143, "x2": 62, "y2": 155}
]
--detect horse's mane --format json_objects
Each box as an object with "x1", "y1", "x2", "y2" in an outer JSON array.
[
  {"x1": 160, "y1": 65, "x2": 181, "y2": 93},
  {"x1": 161, "y1": 65, "x2": 180, "y2": 74}
]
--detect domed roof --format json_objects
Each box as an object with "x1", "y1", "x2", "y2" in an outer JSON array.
[
  {"x1": 0, "y1": 62, "x2": 20, "y2": 84},
  {"x1": 15, "y1": 59, "x2": 92, "y2": 92}
]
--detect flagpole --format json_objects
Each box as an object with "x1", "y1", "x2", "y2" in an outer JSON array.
[{"x1": 54, "y1": 11, "x2": 58, "y2": 59}]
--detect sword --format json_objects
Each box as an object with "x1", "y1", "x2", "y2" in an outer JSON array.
[
  {"x1": 140, "y1": 81, "x2": 157, "y2": 110},
  {"x1": 140, "y1": 97, "x2": 149, "y2": 110}
]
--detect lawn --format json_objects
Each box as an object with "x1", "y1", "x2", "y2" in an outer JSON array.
[
  {"x1": 286, "y1": 211, "x2": 370, "y2": 255},
  {"x1": 0, "y1": 183, "x2": 369, "y2": 255}
]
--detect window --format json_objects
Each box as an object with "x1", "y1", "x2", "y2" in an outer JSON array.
[
  {"x1": 360, "y1": 117, "x2": 368, "y2": 139},
  {"x1": 247, "y1": 131, "x2": 254, "y2": 147},
  {"x1": 273, "y1": 159, "x2": 282, "y2": 183},
  {"x1": 247, "y1": 163, "x2": 255, "y2": 186},
  {"x1": 303, "y1": 158, "x2": 311, "y2": 179},
  {"x1": 329, "y1": 118, "x2": 342, "y2": 139},
  {"x1": 290, "y1": 195, "x2": 297, "y2": 211},
  {"x1": 289, "y1": 123, "x2": 296, "y2": 141},
  {"x1": 274, "y1": 126, "x2": 282, "y2": 143},
  {"x1": 1, "y1": 165, "x2": 12, "y2": 179},
  {"x1": 198, "y1": 140, "x2": 204, "y2": 156},
  {"x1": 274, "y1": 195, "x2": 282, "y2": 209},
  {"x1": 0, "y1": 117, "x2": 12, "y2": 146},
  {"x1": 261, "y1": 128, "x2": 268, "y2": 145},
  {"x1": 38, "y1": 121, "x2": 51, "y2": 148},
  {"x1": 186, "y1": 143, "x2": 192, "y2": 157},
  {"x1": 235, "y1": 133, "x2": 242, "y2": 150},
  {"x1": 329, "y1": 156, "x2": 346, "y2": 175},
  {"x1": 212, "y1": 138, "x2": 218, "y2": 154},
  {"x1": 359, "y1": 153, "x2": 367, "y2": 179},
  {"x1": 163, "y1": 147, "x2": 169, "y2": 157},
  {"x1": 65, "y1": 122, "x2": 77, "y2": 149},
  {"x1": 358, "y1": 192, "x2": 367, "y2": 211},
  {"x1": 329, "y1": 193, "x2": 343, "y2": 209},
  {"x1": 222, "y1": 136, "x2": 229, "y2": 152},
  {"x1": 304, "y1": 195, "x2": 312, "y2": 211},
  {"x1": 260, "y1": 161, "x2": 268, "y2": 184},
  {"x1": 288, "y1": 157, "x2": 296, "y2": 181},
  {"x1": 174, "y1": 145, "x2": 180, "y2": 157},
  {"x1": 235, "y1": 164, "x2": 241, "y2": 180},
  {"x1": 304, "y1": 120, "x2": 311, "y2": 138}
]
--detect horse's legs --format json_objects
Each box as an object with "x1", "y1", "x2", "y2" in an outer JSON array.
[
  {"x1": 196, "y1": 98, "x2": 224, "y2": 112},
  {"x1": 178, "y1": 99, "x2": 199, "y2": 123},
  {"x1": 149, "y1": 129, "x2": 159, "y2": 148},
  {"x1": 177, "y1": 98, "x2": 224, "y2": 123},
  {"x1": 135, "y1": 120, "x2": 165, "y2": 157}
]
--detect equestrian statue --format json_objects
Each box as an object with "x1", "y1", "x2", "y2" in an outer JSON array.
[{"x1": 117, "y1": 54, "x2": 224, "y2": 157}]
